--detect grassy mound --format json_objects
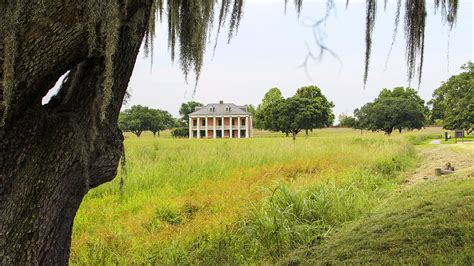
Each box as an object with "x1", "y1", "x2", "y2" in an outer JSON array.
[{"x1": 295, "y1": 172, "x2": 474, "y2": 264}]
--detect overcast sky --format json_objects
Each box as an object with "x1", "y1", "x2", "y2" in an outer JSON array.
[{"x1": 125, "y1": 0, "x2": 472, "y2": 119}]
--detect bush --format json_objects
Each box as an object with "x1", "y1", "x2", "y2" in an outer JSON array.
[{"x1": 171, "y1": 127, "x2": 189, "y2": 138}]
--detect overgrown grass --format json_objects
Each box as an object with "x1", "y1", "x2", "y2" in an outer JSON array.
[
  {"x1": 293, "y1": 170, "x2": 474, "y2": 264},
  {"x1": 71, "y1": 129, "x2": 418, "y2": 264},
  {"x1": 406, "y1": 132, "x2": 443, "y2": 145},
  {"x1": 142, "y1": 143, "x2": 415, "y2": 264}
]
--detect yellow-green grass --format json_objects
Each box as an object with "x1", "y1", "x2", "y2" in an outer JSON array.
[
  {"x1": 281, "y1": 144, "x2": 474, "y2": 264},
  {"x1": 70, "y1": 128, "x2": 427, "y2": 264}
]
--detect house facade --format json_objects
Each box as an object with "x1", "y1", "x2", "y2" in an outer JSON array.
[{"x1": 189, "y1": 101, "x2": 253, "y2": 139}]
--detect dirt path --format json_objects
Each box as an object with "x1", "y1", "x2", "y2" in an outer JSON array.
[{"x1": 404, "y1": 144, "x2": 474, "y2": 187}]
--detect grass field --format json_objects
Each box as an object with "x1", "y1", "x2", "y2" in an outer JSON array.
[
  {"x1": 70, "y1": 128, "x2": 473, "y2": 264},
  {"x1": 293, "y1": 145, "x2": 474, "y2": 264}
]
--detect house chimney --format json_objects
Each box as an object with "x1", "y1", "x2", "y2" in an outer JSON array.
[{"x1": 219, "y1": 100, "x2": 224, "y2": 104}]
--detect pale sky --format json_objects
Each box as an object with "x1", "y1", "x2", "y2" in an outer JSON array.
[{"x1": 48, "y1": 1, "x2": 474, "y2": 119}]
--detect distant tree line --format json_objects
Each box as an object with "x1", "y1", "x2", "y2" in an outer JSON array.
[
  {"x1": 119, "y1": 101, "x2": 206, "y2": 138},
  {"x1": 120, "y1": 61, "x2": 472, "y2": 138},
  {"x1": 337, "y1": 61, "x2": 473, "y2": 135}
]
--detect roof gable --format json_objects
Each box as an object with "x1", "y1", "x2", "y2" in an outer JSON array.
[{"x1": 190, "y1": 103, "x2": 251, "y2": 116}]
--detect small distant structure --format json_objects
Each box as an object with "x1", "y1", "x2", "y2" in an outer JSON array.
[{"x1": 188, "y1": 100, "x2": 253, "y2": 139}]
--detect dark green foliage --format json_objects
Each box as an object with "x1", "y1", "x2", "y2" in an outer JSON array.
[
  {"x1": 429, "y1": 62, "x2": 473, "y2": 134},
  {"x1": 355, "y1": 87, "x2": 426, "y2": 135},
  {"x1": 119, "y1": 105, "x2": 174, "y2": 137},
  {"x1": 255, "y1": 88, "x2": 284, "y2": 130},
  {"x1": 260, "y1": 86, "x2": 334, "y2": 139},
  {"x1": 171, "y1": 127, "x2": 189, "y2": 138},
  {"x1": 179, "y1": 101, "x2": 203, "y2": 125}
]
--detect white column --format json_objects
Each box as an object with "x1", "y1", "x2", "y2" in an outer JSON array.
[
  {"x1": 221, "y1": 116, "x2": 224, "y2": 138},
  {"x1": 237, "y1": 116, "x2": 241, "y2": 138},
  {"x1": 197, "y1": 117, "x2": 201, "y2": 139},
  {"x1": 205, "y1": 117, "x2": 208, "y2": 138},
  {"x1": 189, "y1": 117, "x2": 192, "y2": 139},
  {"x1": 250, "y1": 116, "x2": 253, "y2": 138},
  {"x1": 230, "y1": 116, "x2": 233, "y2": 138},
  {"x1": 213, "y1": 116, "x2": 216, "y2": 139},
  {"x1": 245, "y1": 116, "x2": 249, "y2": 138}
]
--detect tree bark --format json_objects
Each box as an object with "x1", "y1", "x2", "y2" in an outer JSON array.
[{"x1": 0, "y1": 1, "x2": 151, "y2": 264}]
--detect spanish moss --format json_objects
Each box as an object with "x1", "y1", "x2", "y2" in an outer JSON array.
[
  {"x1": 404, "y1": 0, "x2": 426, "y2": 86},
  {"x1": 0, "y1": 0, "x2": 461, "y2": 107},
  {"x1": 363, "y1": 0, "x2": 376, "y2": 87},
  {"x1": 100, "y1": 0, "x2": 120, "y2": 121}
]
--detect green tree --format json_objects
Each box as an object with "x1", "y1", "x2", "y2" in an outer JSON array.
[
  {"x1": 294, "y1": 85, "x2": 335, "y2": 135},
  {"x1": 356, "y1": 88, "x2": 426, "y2": 135},
  {"x1": 256, "y1": 88, "x2": 284, "y2": 129},
  {"x1": 179, "y1": 101, "x2": 203, "y2": 125},
  {"x1": 263, "y1": 88, "x2": 334, "y2": 140},
  {"x1": 378, "y1": 87, "x2": 428, "y2": 117},
  {"x1": 338, "y1": 113, "x2": 357, "y2": 128},
  {"x1": 430, "y1": 62, "x2": 473, "y2": 134},
  {"x1": 149, "y1": 109, "x2": 175, "y2": 137},
  {"x1": 428, "y1": 85, "x2": 448, "y2": 124},
  {"x1": 119, "y1": 105, "x2": 151, "y2": 137},
  {"x1": 119, "y1": 106, "x2": 173, "y2": 137},
  {"x1": 0, "y1": 1, "x2": 461, "y2": 263}
]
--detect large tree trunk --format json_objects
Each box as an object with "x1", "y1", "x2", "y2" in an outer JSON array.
[{"x1": 0, "y1": 1, "x2": 151, "y2": 264}]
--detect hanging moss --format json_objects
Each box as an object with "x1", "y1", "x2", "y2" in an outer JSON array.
[
  {"x1": 99, "y1": 0, "x2": 120, "y2": 121},
  {"x1": 0, "y1": 0, "x2": 461, "y2": 122}
]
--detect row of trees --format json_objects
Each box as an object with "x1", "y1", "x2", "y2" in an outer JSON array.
[
  {"x1": 255, "y1": 86, "x2": 334, "y2": 139},
  {"x1": 121, "y1": 62, "x2": 472, "y2": 138},
  {"x1": 119, "y1": 105, "x2": 175, "y2": 137},
  {"x1": 338, "y1": 61, "x2": 473, "y2": 135},
  {"x1": 119, "y1": 101, "x2": 206, "y2": 138}
]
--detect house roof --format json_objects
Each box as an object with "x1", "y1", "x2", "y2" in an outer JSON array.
[{"x1": 189, "y1": 102, "x2": 251, "y2": 116}]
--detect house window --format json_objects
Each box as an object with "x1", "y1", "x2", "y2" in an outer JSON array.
[
  {"x1": 209, "y1": 107, "x2": 215, "y2": 113},
  {"x1": 241, "y1": 118, "x2": 246, "y2": 126},
  {"x1": 193, "y1": 119, "x2": 197, "y2": 126},
  {"x1": 225, "y1": 106, "x2": 230, "y2": 112},
  {"x1": 217, "y1": 119, "x2": 222, "y2": 126},
  {"x1": 201, "y1": 119, "x2": 206, "y2": 126}
]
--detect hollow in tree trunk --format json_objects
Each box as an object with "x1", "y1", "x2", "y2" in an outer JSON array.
[{"x1": 0, "y1": 1, "x2": 151, "y2": 264}]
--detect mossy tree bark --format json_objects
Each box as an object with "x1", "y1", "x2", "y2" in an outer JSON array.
[{"x1": 0, "y1": 1, "x2": 151, "y2": 264}]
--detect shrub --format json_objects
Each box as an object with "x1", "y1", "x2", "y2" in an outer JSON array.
[{"x1": 171, "y1": 127, "x2": 189, "y2": 138}]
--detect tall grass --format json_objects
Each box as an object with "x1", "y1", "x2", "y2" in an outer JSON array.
[{"x1": 71, "y1": 129, "x2": 418, "y2": 264}]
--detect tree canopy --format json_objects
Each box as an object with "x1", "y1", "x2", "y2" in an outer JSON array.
[
  {"x1": 355, "y1": 87, "x2": 426, "y2": 135},
  {"x1": 259, "y1": 86, "x2": 334, "y2": 139},
  {"x1": 119, "y1": 105, "x2": 174, "y2": 137},
  {"x1": 179, "y1": 101, "x2": 203, "y2": 125},
  {"x1": 255, "y1": 88, "x2": 284, "y2": 129},
  {"x1": 429, "y1": 62, "x2": 473, "y2": 134}
]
